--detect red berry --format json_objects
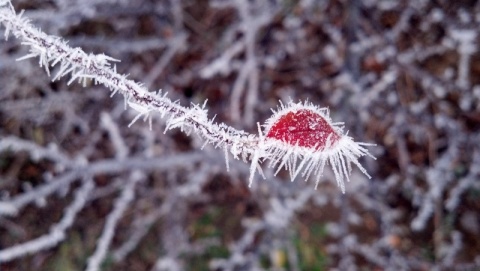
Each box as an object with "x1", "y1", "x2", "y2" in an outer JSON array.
[
  {"x1": 265, "y1": 109, "x2": 340, "y2": 150},
  {"x1": 258, "y1": 101, "x2": 375, "y2": 193}
]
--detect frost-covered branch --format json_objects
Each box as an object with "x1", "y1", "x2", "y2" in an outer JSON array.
[
  {"x1": 0, "y1": 149, "x2": 205, "y2": 217},
  {"x1": 0, "y1": 0, "x2": 375, "y2": 193},
  {"x1": 0, "y1": 177, "x2": 94, "y2": 262},
  {"x1": 0, "y1": 1, "x2": 258, "y2": 163},
  {"x1": 86, "y1": 172, "x2": 141, "y2": 271}
]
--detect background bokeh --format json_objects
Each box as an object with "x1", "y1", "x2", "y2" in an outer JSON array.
[{"x1": 1, "y1": 0, "x2": 479, "y2": 270}]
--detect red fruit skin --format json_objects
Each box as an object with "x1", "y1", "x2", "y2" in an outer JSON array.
[{"x1": 265, "y1": 109, "x2": 340, "y2": 150}]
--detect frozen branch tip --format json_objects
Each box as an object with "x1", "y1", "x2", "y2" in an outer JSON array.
[{"x1": 259, "y1": 101, "x2": 376, "y2": 193}]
